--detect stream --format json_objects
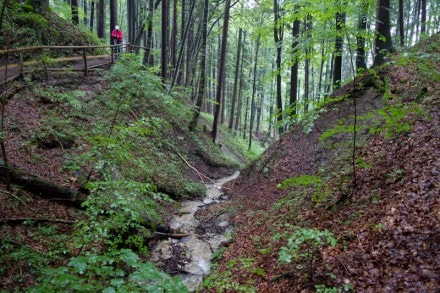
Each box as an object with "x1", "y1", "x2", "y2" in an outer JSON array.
[{"x1": 149, "y1": 171, "x2": 240, "y2": 292}]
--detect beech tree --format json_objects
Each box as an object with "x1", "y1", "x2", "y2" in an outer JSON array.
[
  {"x1": 161, "y1": 0, "x2": 170, "y2": 81},
  {"x1": 71, "y1": 0, "x2": 79, "y2": 25},
  {"x1": 212, "y1": 0, "x2": 231, "y2": 143},
  {"x1": 374, "y1": 0, "x2": 393, "y2": 66},
  {"x1": 273, "y1": 0, "x2": 284, "y2": 133}
]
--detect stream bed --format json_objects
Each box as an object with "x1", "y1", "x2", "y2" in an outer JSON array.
[{"x1": 150, "y1": 171, "x2": 240, "y2": 291}]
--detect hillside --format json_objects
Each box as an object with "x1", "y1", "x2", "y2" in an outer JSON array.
[
  {"x1": 203, "y1": 34, "x2": 440, "y2": 292},
  {"x1": 0, "y1": 8, "x2": 259, "y2": 291}
]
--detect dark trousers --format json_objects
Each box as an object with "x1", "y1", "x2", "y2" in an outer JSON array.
[{"x1": 113, "y1": 40, "x2": 122, "y2": 57}]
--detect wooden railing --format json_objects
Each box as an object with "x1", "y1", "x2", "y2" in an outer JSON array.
[{"x1": 0, "y1": 43, "x2": 132, "y2": 85}]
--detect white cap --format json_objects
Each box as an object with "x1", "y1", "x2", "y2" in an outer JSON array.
[{"x1": 115, "y1": 25, "x2": 119, "y2": 30}]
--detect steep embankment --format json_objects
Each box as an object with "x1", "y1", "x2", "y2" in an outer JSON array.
[
  {"x1": 0, "y1": 57, "x2": 242, "y2": 291},
  {"x1": 204, "y1": 35, "x2": 440, "y2": 292}
]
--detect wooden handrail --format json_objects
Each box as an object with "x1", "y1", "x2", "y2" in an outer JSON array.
[{"x1": 0, "y1": 44, "x2": 131, "y2": 55}]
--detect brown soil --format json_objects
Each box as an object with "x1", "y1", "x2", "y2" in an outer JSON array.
[{"x1": 208, "y1": 37, "x2": 440, "y2": 291}]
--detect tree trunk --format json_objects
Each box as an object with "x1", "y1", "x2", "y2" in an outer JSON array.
[
  {"x1": 248, "y1": 34, "x2": 261, "y2": 150},
  {"x1": 83, "y1": 0, "x2": 88, "y2": 26},
  {"x1": 304, "y1": 13, "x2": 312, "y2": 112},
  {"x1": 171, "y1": 0, "x2": 178, "y2": 71},
  {"x1": 110, "y1": 0, "x2": 118, "y2": 45},
  {"x1": 71, "y1": 0, "x2": 79, "y2": 25},
  {"x1": 171, "y1": 0, "x2": 196, "y2": 90},
  {"x1": 97, "y1": 0, "x2": 105, "y2": 39},
  {"x1": 398, "y1": 0, "x2": 404, "y2": 46},
  {"x1": 228, "y1": 28, "x2": 243, "y2": 129},
  {"x1": 212, "y1": 0, "x2": 231, "y2": 143},
  {"x1": 89, "y1": 0, "x2": 95, "y2": 31},
  {"x1": 290, "y1": 14, "x2": 300, "y2": 117},
  {"x1": 273, "y1": 0, "x2": 284, "y2": 134},
  {"x1": 374, "y1": 0, "x2": 394, "y2": 66},
  {"x1": 420, "y1": 0, "x2": 426, "y2": 34},
  {"x1": 356, "y1": 2, "x2": 368, "y2": 71},
  {"x1": 143, "y1": 0, "x2": 155, "y2": 66},
  {"x1": 235, "y1": 31, "x2": 247, "y2": 132},
  {"x1": 0, "y1": 162, "x2": 82, "y2": 205},
  {"x1": 161, "y1": 0, "x2": 170, "y2": 81},
  {"x1": 189, "y1": 0, "x2": 208, "y2": 131},
  {"x1": 333, "y1": 6, "x2": 345, "y2": 89}
]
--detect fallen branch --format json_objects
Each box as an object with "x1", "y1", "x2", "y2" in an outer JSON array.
[
  {"x1": 0, "y1": 161, "x2": 83, "y2": 205},
  {"x1": 153, "y1": 231, "x2": 191, "y2": 239},
  {"x1": 1, "y1": 190, "x2": 32, "y2": 211},
  {"x1": 177, "y1": 153, "x2": 214, "y2": 183},
  {"x1": 0, "y1": 217, "x2": 78, "y2": 224}
]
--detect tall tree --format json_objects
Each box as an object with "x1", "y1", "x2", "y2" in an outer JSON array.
[
  {"x1": 304, "y1": 13, "x2": 312, "y2": 112},
  {"x1": 289, "y1": 10, "x2": 300, "y2": 117},
  {"x1": 398, "y1": 0, "x2": 404, "y2": 46},
  {"x1": 273, "y1": 0, "x2": 284, "y2": 134},
  {"x1": 356, "y1": 1, "x2": 369, "y2": 70},
  {"x1": 71, "y1": 0, "x2": 79, "y2": 25},
  {"x1": 161, "y1": 0, "x2": 170, "y2": 81},
  {"x1": 97, "y1": 0, "x2": 105, "y2": 39},
  {"x1": 143, "y1": 0, "x2": 155, "y2": 66},
  {"x1": 212, "y1": 0, "x2": 231, "y2": 143},
  {"x1": 83, "y1": 0, "x2": 88, "y2": 26},
  {"x1": 228, "y1": 28, "x2": 243, "y2": 130},
  {"x1": 109, "y1": 0, "x2": 117, "y2": 44},
  {"x1": 420, "y1": 0, "x2": 427, "y2": 34},
  {"x1": 171, "y1": 0, "x2": 196, "y2": 89},
  {"x1": 89, "y1": 0, "x2": 95, "y2": 31},
  {"x1": 189, "y1": 0, "x2": 209, "y2": 131},
  {"x1": 171, "y1": 0, "x2": 178, "y2": 70},
  {"x1": 248, "y1": 34, "x2": 261, "y2": 150},
  {"x1": 333, "y1": 3, "x2": 346, "y2": 89},
  {"x1": 374, "y1": 0, "x2": 393, "y2": 66},
  {"x1": 32, "y1": 0, "x2": 49, "y2": 14}
]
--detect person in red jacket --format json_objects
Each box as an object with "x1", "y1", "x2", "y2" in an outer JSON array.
[{"x1": 111, "y1": 25, "x2": 123, "y2": 58}]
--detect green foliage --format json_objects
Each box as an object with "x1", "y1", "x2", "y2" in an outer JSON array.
[
  {"x1": 369, "y1": 102, "x2": 426, "y2": 139},
  {"x1": 80, "y1": 179, "x2": 168, "y2": 252},
  {"x1": 31, "y1": 249, "x2": 188, "y2": 292},
  {"x1": 278, "y1": 174, "x2": 330, "y2": 203},
  {"x1": 315, "y1": 284, "x2": 354, "y2": 293},
  {"x1": 278, "y1": 227, "x2": 337, "y2": 264},
  {"x1": 320, "y1": 101, "x2": 426, "y2": 142},
  {"x1": 201, "y1": 258, "x2": 259, "y2": 292}
]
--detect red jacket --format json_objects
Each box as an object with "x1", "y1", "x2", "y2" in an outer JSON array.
[{"x1": 111, "y1": 29, "x2": 123, "y2": 42}]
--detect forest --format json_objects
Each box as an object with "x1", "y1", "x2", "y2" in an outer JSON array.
[{"x1": 0, "y1": 0, "x2": 439, "y2": 292}]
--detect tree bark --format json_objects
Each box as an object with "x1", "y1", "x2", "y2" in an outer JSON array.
[
  {"x1": 71, "y1": 0, "x2": 79, "y2": 25},
  {"x1": 212, "y1": 0, "x2": 231, "y2": 143},
  {"x1": 189, "y1": 0, "x2": 208, "y2": 131},
  {"x1": 374, "y1": 0, "x2": 394, "y2": 66},
  {"x1": 273, "y1": 0, "x2": 284, "y2": 134},
  {"x1": 110, "y1": 0, "x2": 118, "y2": 45},
  {"x1": 97, "y1": 0, "x2": 105, "y2": 39},
  {"x1": 420, "y1": 0, "x2": 426, "y2": 34},
  {"x1": 228, "y1": 28, "x2": 243, "y2": 130},
  {"x1": 248, "y1": 34, "x2": 261, "y2": 150},
  {"x1": 333, "y1": 6, "x2": 345, "y2": 89},
  {"x1": 89, "y1": 0, "x2": 95, "y2": 31},
  {"x1": 356, "y1": 1, "x2": 368, "y2": 71},
  {"x1": 290, "y1": 13, "x2": 300, "y2": 117},
  {"x1": 161, "y1": 0, "x2": 170, "y2": 81},
  {"x1": 0, "y1": 162, "x2": 82, "y2": 205}
]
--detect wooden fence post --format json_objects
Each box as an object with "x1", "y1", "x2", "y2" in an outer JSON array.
[{"x1": 82, "y1": 48, "x2": 88, "y2": 76}]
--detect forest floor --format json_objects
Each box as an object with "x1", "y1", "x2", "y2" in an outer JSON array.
[
  {"x1": 0, "y1": 64, "x2": 239, "y2": 290},
  {"x1": 206, "y1": 34, "x2": 440, "y2": 292},
  {"x1": 1, "y1": 17, "x2": 439, "y2": 292}
]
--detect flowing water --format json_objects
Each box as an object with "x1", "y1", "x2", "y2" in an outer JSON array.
[{"x1": 150, "y1": 171, "x2": 240, "y2": 291}]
